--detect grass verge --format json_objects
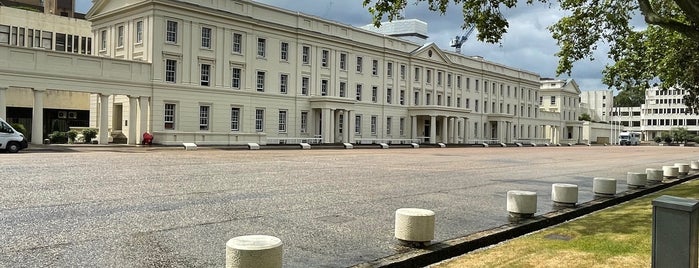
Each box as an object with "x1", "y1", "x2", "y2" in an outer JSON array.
[{"x1": 433, "y1": 179, "x2": 699, "y2": 268}]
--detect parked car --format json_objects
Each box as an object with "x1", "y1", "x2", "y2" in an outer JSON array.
[{"x1": 0, "y1": 118, "x2": 28, "y2": 153}]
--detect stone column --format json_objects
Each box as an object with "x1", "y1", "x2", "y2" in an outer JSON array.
[
  {"x1": 347, "y1": 110, "x2": 355, "y2": 143},
  {"x1": 328, "y1": 109, "x2": 336, "y2": 143},
  {"x1": 463, "y1": 118, "x2": 469, "y2": 143},
  {"x1": 99, "y1": 94, "x2": 110, "y2": 145},
  {"x1": 411, "y1": 116, "x2": 418, "y2": 142},
  {"x1": 335, "y1": 110, "x2": 342, "y2": 143},
  {"x1": 429, "y1": 116, "x2": 436, "y2": 144},
  {"x1": 31, "y1": 89, "x2": 45, "y2": 145},
  {"x1": 0, "y1": 86, "x2": 7, "y2": 119},
  {"x1": 442, "y1": 116, "x2": 448, "y2": 143},
  {"x1": 321, "y1": 108, "x2": 331, "y2": 144},
  {"x1": 139, "y1": 96, "x2": 150, "y2": 136},
  {"x1": 128, "y1": 96, "x2": 139, "y2": 145},
  {"x1": 449, "y1": 118, "x2": 455, "y2": 143}
]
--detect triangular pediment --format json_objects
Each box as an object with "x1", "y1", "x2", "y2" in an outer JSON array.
[
  {"x1": 411, "y1": 43, "x2": 452, "y2": 65},
  {"x1": 86, "y1": 0, "x2": 146, "y2": 19},
  {"x1": 563, "y1": 79, "x2": 581, "y2": 95}
]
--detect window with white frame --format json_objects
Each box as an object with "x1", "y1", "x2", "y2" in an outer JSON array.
[
  {"x1": 457, "y1": 76, "x2": 462, "y2": 88},
  {"x1": 466, "y1": 98, "x2": 470, "y2": 109},
  {"x1": 339, "y1": 81, "x2": 347, "y2": 97},
  {"x1": 356, "y1": 84, "x2": 362, "y2": 101},
  {"x1": 321, "y1": 49, "x2": 329, "y2": 67},
  {"x1": 232, "y1": 33, "x2": 242, "y2": 53},
  {"x1": 166, "y1": 20, "x2": 177, "y2": 43},
  {"x1": 199, "y1": 105, "x2": 210, "y2": 130},
  {"x1": 278, "y1": 110, "x2": 287, "y2": 132},
  {"x1": 42, "y1": 31, "x2": 52, "y2": 49},
  {"x1": 164, "y1": 103, "x2": 176, "y2": 129},
  {"x1": 399, "y1": 117, "x2": 405, "y2": 135},
  {"x1": 400, "y1": 90, "x2": 405, "y2": 105},
  {"x1": 230, "y1": 107, "x2": 240, "y2": 131},
  {"x1": 356, "y1": 56, "x2": 363, "y2": 73},
  {"x1": 257, "y1": 38, "x2": 266, "y2": 57},
  {"x1": 386, "y1": 117, "x2": 392, "y2": 135},
  {"x1": 550, "y1": 96, "x2": 556, "y2": 105},
  {"x1": 437, "y1": 71, "x2": 442, "y2": 86},
  {"x1": 321, "y1": 79, "x2": 329, "y2": 96},
  {"x1": 340, "y1": 53, "x2": 347, "y2": 70},
  {"x1": 255, "y1": 109, "x2": 265, "y2": 132},
  {"x1": 400, "y1": 64, "x2": 406, "y2": 80},
  {"x1": 372, "y1": 86, "x2": 378, "y2": 103},
  {"x1": 387, "y1": 88, "x2": 392, "y2": 104},
  {"x1": 457, "y1": 97, "x2": 461, "y2": 107},
  {"x1": 200, "y1": 64, "x2": 211, "y2": 86},
  {"x1": 355, "y1": 115, "x2": 362, "y2": 134},
  {"x1": 201, "y1": 27, "x2": 211, "y2": 49},
  {"x1": 100, "y1": 29, "x2": 107, "y2": 50},
  {"x1": 370, "y1": 116, "x2": 377, "y2": 134},
  {"x1": 338, "y1": 114, "x2": 344, "y2": 134},
  {"x1": 426, "y1": 69, "x2": 432, "y2": 83},
  {"x1": 414, "y1": 67, "x2": 420, "y2": 82},
  {"x1": 0, "y1": 25, "x2": 9, "y2": 44},
  {"x1": 135, "y1": 21, "x2": 143, "y2": 44},
  {"x1": 165, "y1": 59, "x2": 177, "y2": 83},
  {"x1": 300, "y1": 111, "x2": 308, "y2": 133},
  {"x1": 301, "y1": 76, "x2": 309, "y2": 95},
  {"x1": 475, "y1": 79, "x2": 479, "y2": 91},
  {"x1": 372, "y1": 59, "x2": 378, "y2": 75},
  {"x1": 117, "y1": 25, "x2": 124, "y2": 47},
  {"x1": 302, "y1": 45, "x2": 310, "y2": 64},
  {"x1": 414, "y1": 91, "x2": 419, "y2": 105},
  {"x1": 280, "y1": 74, "x2": 288, "y2": 94},
  {"x1": 280, "y1": 42, "x2": 289, "y2": 61},
  {"x1": 231, "y1": 67, "x2": 241, "y2": 89},
  {"x1": 447, "y1": 74, "x2": 452, "y2": 87},
  {"x1": 256, "y1": 71, "x2": 265, "y2": 92},
  {"x1": 387, "y1": 62, "x2": 393, "y2": 77}
]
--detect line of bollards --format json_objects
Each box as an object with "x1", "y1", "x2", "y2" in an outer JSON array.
[{"x1": 223, "y1": 161, "x2": 697, "y2": 267}]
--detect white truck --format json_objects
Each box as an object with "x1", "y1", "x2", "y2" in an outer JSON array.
[
  {"x1": 0, "y1": 118, "x2": 29, "y2": 153},
  {"x1": 619, "y1": 131, "x2": 641, "y2": 146}
]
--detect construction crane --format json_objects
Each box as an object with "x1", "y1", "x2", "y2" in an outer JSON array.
[{"x1": 450, "y1": 24, "x2": 476, "y2": 54}]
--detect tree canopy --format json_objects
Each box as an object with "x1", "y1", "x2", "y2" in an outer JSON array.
[{"x1": 363, "y1": 0, "x2": 699, "y2": 112}]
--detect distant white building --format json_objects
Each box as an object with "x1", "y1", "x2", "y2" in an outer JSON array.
[{"x1": 580, "y1": 90, "x2": 614, "y2": 122}]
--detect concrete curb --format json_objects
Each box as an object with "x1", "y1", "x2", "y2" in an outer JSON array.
[{"x1": 352, "y1": 173, "x2": 699, "y2": 268}]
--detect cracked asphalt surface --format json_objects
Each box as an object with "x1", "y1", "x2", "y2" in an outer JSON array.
[{"x1": 1, "y1": 146, "x2": 696, "y2": 267}]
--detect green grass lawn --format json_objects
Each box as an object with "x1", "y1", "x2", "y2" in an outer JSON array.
[{"x1": 434, "y1": 180, "x2": 699, "y2": 267}]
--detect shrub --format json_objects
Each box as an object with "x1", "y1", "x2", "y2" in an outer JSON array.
[
  {"x1": 49, "y1": 131, "x2": 68, "y2": 144},
  {"x1": 82, "y1": 128, "x2": 98, "y2": 143},
  {"x1": 67, "y1": 130, "x2": 79, "y2": 143},
  {"x1": 654, "y1": 136, "x2": 663, "y2": 144},
  {"x1": 10, "y1": 123, "x2": 27, "y2": 136}
]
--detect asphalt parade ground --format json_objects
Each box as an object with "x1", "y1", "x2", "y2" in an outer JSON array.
[{"x1": 1, "y1": 145, "x2": 696, "y2": 267}]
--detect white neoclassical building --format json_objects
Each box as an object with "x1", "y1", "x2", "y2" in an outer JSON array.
[{"x1": 1, "y1": 0, "x2": 594, "y2": 146}]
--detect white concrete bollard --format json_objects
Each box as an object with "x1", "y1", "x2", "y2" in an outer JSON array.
[
  {"x1": 182, "y1": 142, "x2": 197, "y2": 150},
  {"x1": 394, "y1": 208, "x2": 435, "y2": 246},
  {"x1": 410, "y1": 143, "x2": 419, "y2": 148},
  {"x1": 593, "y1": 177, "x2": 617, "y2": 196},
  {"x1": 226, "y1": 235, "x2": 282, "y2": 268},
  {"x1": 627, "y1": 172, "x2": 648, "y2": 189},
  {"x1": 507, "y1": 190, "x2": 537, "y2": 218},
  {"x1": 516, "y1": 142, "x2": 523, "y2": 147},
  {"x1": 500, "y1": 143, "x2": 507, "y2": 147},
  {"x1": 646, "y1": 168, "x2": 663, "y2": 184},
  {"x1": 663, "y1": 165, "x2": 679, "y2": 179},
  {"x1": 675, "y1": 163, "x2": 690, "y2": 175},
  {"x1": 551, "y1": 183, "x2": 578, "y2": 207},
  {"x1": 343, "y1": 143, "x2": 353, "y2": 149},
  {"x1": 482, "y1": 143, "x2": 489, "y2": 147},
  {"x1": 299, "y1": 143, "x2": 311, "y2": 149},
  {"x1": 437, "y1": 143, "x2": 446, "y2": 148},
  {"x1": 247, "y1": 143, "x2": 260, "y2": 150},
  {"x1": 691, "y1": 160, "x2": 699, "y2": 170},
  {"x1": 379, "y1": 143, "x2": 389, "y2": 149}
]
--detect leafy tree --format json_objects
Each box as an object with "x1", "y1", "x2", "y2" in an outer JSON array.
[
  {"x1": 363, "y1": 0, "x2": 699, "y2": 112},
  {"x1": 613, "y1": 88, "x2": 645, "y2": 107},
  {"x1": 578, "y1": 113, "x2": 591, "y2": 121},
  {"x1": 671, "y1": 127, "x2": 690, "y2": 143}
]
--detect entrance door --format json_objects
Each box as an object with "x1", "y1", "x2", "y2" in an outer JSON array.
[
  {"x1": 423, "y1": 119, "x2": 430, "y2": 143},
  {"x1": 113, "y1": 104, "x2": 123, "y2": 131}
]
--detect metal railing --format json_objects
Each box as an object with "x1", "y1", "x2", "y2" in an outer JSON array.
[
  {"x1": 354, "y1": 138, "x2": 421, "y2": 145},
  {"x1": 466, "y1": 139, "x2": 501, "y2": 145},
  {"x1": 267, "y1": 137, "x2": 324, "y2": 144}
]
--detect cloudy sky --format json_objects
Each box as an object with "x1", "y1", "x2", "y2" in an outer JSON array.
[{"x1": 75, "y1": 0, "x2": 615, "y2": 91}]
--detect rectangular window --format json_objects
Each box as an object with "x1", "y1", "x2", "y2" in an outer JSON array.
[
  {"x1": 199, "y1": 105, "x2": 210, "y2": 130},
  {"x1": 539, "y1": 96, "x2": 543, "y2": 105},
  {"x1": 56, "y1": 33, "x2": 66, "y2": 52},
  {"x1": 387, "y1": 62, "x2": 393, "y2": 77},
  {"x1": 280, "y1": 74, "x2": 288, "y2": 94},
  {"x1": 280, "y1": 42, "x2": 289, "y2": 61},
  {"x1": 165, "y1": 59, "x2": 177, "y2": 83},
  {"x1": 400, "y1": 90, "x2": 405, "y2": 105},
  {"x1": 278, "y1": 110, "x2": 287, "y2": 132},
  {"x1": 550, "y1": 96, "x2": 556, "y2": 105},
  {"x1": 426, "y1": 70, "x2": 432, "y2": 83},
  {"x1": 232, "y1": 33, "x2": 242, "y2": 53},
  {"x1": 256, "y1": 71, "x2": 265, "y2": 92},
  {"x1": 231, "y1": 68, "x2": 241, "y2": 89},
  {"x1": 257, "y1": 38, "x2": 266, "y2": 57},
  {"x1": 321, "y1": 49, "x2": 329, "y2": 67},
  {"x1": 42, "y1": 31, "x2": 52, "y2": 49},
  {"x1": 200, "y1": 64, "x2": 211, "y2": 86},
  {"x1": 399, "y1": 118, "x2": 405, "y2": 135},
  {"x1": 437, "y1": 71, "x2": 442, "y2": 85},
  {"x1": 340, "y1": 53, "x2": 347, "y2": 70},
  {"x1": 231, "y1": 107, "x2": 240, "y2": 131},
  {"x1": 457, "y1": 97, "x2": 461, "y2": 107},
  {"x1": 255, "y1": 109, "x2": 265, "y2": 132},
  {"x1": 321, "y1": 79, "x2": 329, "y2": 96},
  {"x1": 0, "y1": 25, "x2": 9, "y2": 44},
  {"x1": 414, "y1": 67, "x2": 420, "y2": 82},
  {"x1": 475, "y1": 100, "x2": 479, "y2": 112},
  {"x1": 426, "y1": 93, "x2": 431, "y2": 105},
  {"x1": 447, "y1": 74, "x2": 452, "y2": 87},
  {"x1": 302, "y1": 46, "x2": 310, "y2": 64},
  {"x1": 387, "y1": 88, "x2": 392, "y2": 104},
  {"x1": 201, "y1": 27, "x2": 211, "y2": 48},
  {"x1": 136, "y1": 21, "x2": 143, "y2": 43},
  {"x1": 356, "y1": 84, "x2": 362, "y2": 101},
  {"x1": 386, "y1": 117, "x2": 392, "y2": 135},
  {"x1": 100, "y1": 30, "x2": 107, "y2": 50},
  {"x1": 372, "y1": 86, "x2": 378, "y2": 103},
  {"x1": 372, "y1": 60, "x2": 378, "y2": 75},
  {"x1": 166, "y1": 20, "x2": 177, "y2": 43},
  {"x1": 117, "y1": 25, "x2": 124, "y2": 47},
  {"x1": 301, "y1": 77, "x2": 309, "y2": 95},
  {"x1": 164, "y1": 103, "x2": 176, "y2": 129},
  {"x1": 300, "y1": 111, "x2": 308, "y2": 133},
  {"x1": 356, "y1": 57, "x2": 363, "y2": 73},
  {"x1": 370, "y1": 116, "x2": 377, "y2": 134},
  {"x1": 466, "y1": 98, "x2": 470, "y2": 109},
  {"x1": 355, "y1": 115, "x2": 362, "y2": 134},
  {"x1": 339, "y1": 82, "x2": 347, "y2": 97},
  {"x1": 475, "y1": 79, "x2": 479, "y2": 91},
  {"x1": 414, "y1": 91, "x2": 419, "y2": 105},
  {"x1": 400, "y1": 64, "x2": 406, "y2": 80}
]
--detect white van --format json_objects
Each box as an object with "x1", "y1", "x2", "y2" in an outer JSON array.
[
  {"x1": 619, "y1": 131, "x2": 641, "y2": 146},
  {"x1": 0, "y1": 118, "x2": 28, "y2": 153}
]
